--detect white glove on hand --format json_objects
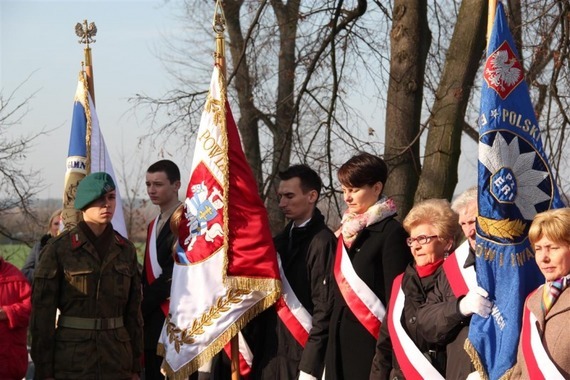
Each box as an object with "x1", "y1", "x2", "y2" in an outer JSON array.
[
  {"x1": 298, "y1": 370, "x2": 318, "y2": 380},
  {"x1": 466, "y1": 370, "x2": 481, "y2": 380},
  {"x1": 459, "y1": 286, "x2": 492, "y2": 317}
]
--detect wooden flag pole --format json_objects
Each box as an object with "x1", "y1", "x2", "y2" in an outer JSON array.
[
  {"x1": 486, "y1": 0, "x2": 497, "y2": 49},
  {"x1": 212, "y1": 2, "x2": 240, "y2": 380}
]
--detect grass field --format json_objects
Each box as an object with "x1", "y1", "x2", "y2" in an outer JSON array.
[
  {"x1": 1, "y1": 243, "x2": 146, "y2": 269},
  {"x1": 0, "y1": 244, "x2": 30, "y2": 269}
]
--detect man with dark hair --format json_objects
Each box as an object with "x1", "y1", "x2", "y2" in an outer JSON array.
[
  {"x1": 251, "y1": 164, "x2": 336, "y2": 379},
  {"x1": 143, "y1": 159, "x2": 181, "y2": 379}
]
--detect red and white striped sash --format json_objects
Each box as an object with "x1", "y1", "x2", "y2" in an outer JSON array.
[
  {"x1": 388, "y1": 274, "x2": 444, "y2": 380},
  {"x1": 333, "y1": 236, "x2": 385, "y2": 338},
  {"x1": 442, "y1": 241, "x2": 475, "y2": 298},
  {"x1": 521, "y1": 290, "x2": 565, "y2": 380},
  {"x1": 144, "y1": 216, "x2": 169, "y2": 316},
  {"x1": 275, "y1": 259, "x2": 313, "y2": 347},
  {"x1": 223, "y1": 332, "x2": 253, "y2": 379}
]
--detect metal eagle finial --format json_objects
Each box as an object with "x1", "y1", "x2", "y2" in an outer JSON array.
[
  {"x1": 75, "y1": 20, "x2": 97, "y2": 46},
  {"x1": 212, "y1": 0, "x2": 226, "y2": 35}
]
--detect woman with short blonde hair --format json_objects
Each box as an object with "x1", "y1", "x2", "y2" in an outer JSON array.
[{"x1": 512, "y1": 208, "x2": 570, "y2": 379}]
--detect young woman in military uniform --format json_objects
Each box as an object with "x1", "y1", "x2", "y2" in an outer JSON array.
[{"x1": 31, "y1": 172, "x2": 143, "y2": 380}]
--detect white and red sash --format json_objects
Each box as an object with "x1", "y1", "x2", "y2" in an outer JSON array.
[
  {"x1": 333, "y1": 236, "x2": 385, "y2": 338},
  {"x1": 275, "y1": 258, "x2": 313, "y2": 347},
  {"x1": 520, "y1": 290, "x2": 565, "y2": 380},
  {"x1": 223, "y1": 332, "x2": 253, "y2": 379},
  {"x1": 144, "y1": 216, "x2": 169, "y2": 316},
  {"x1": 388, "y1": 274, "x2": 444, "y2": 380},
  {"x1": 442, "y1": 241, "x2": 476, "y2": 298}
]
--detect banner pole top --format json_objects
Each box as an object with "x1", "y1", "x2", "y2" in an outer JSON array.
[
  {"x1": 76, "y1": 19, "x2": 97, "y2": 48},
  {"x1": 213, "y1": 0, "x2": 226, "y2": 76}
]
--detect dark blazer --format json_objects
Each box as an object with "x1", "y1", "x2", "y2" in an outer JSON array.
[
  {"x1": 251, "y1": 208, "x2": 336, "y2": 379},
  {"x1": 325, "y1": 216, "x2": 411, "y2": 380},
  {"x1": 141, "y1": 216, "x2": 176, "y2": 349}
]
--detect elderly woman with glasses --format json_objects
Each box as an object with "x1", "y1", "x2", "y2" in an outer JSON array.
[
  {"x1": 370, "y1": 199, "x2": 458, "y2": 379},
  {"x1": 324, "y1": 153, "x2": 412, "y2": 380},
  {"x1": 511, "y1": 208, "x2": 570, "y2": 379}
]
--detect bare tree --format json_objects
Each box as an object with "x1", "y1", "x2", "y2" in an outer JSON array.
[
  {"x1": 413, "y1": 0, "x2": 487, "y2": 204},
  {"x1": 116, "y1": 144, "x2": 152, "y2": 242},
  {"x1": 0, "y1": 80, "x2": 44, "y2": 241},
  {"x1": 133, "y1": 0, "x2": 570, "y2": 231},
  {"x1": 382, "y1": 0, "x2": 430, "y2": 219}
]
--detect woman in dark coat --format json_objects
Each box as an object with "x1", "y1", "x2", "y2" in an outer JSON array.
[
  {"x1": 324, "y1": 153, "x2": 412, "y2": 380},
  {"x1": 370, "y1": 199, "x2": 459, "y2": 379}
]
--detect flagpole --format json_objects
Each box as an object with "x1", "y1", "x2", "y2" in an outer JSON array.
[
  {"x1": 77, "y1": 19, "x2": 97, "y2": 106},
  {"x1": 486, "y1": 0, "x2": 497, "y2": 48},
  {"x1": 213, "y1": 2, "x2": 241, "y2": 379}
]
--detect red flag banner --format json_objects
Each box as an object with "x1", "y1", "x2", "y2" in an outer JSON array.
[{"x1": 158, "y1": 65, "x2": 281, "y2": 379}]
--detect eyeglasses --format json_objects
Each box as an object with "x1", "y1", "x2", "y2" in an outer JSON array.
[{"x1": 406, "y1": 235, "x2": 439, "y2": 247}]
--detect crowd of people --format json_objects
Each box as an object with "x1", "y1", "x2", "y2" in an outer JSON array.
[{"x1": 0, "y1": 153, "x2": 568, "y2": 379}]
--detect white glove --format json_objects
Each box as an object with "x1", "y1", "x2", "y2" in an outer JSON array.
[
  {"x1": 298, "y1": 370, "x2": 318, "y2": 380},
  {"x1": 466, "y1": 370, "x2": 481, "y2": 380},
  {"x1": 459, "y1": 286, "x2": 492, "y2": 317}
]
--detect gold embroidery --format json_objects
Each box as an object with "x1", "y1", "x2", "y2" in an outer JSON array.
[
  {"x1": 477, "y1": 215, "x2": 526, "y2": 239},
  {"x1": 165, "y1": 288, "x2": 251, "y2": 353}
]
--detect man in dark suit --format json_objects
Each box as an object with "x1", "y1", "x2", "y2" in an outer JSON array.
[
  {"x1": 142, "y1": 160, "x2": 181, "y2": 380},
  {"x1": 251, "y1": 164, "x2": 336, "y2": 380}
]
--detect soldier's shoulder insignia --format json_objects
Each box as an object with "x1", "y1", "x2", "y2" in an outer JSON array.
[
  {"x1": 114, "y1": 231, "x2": 128, "y2": 246},
  {"x1": 71, "y1": 233, "x2": 82, "y2": 249}
]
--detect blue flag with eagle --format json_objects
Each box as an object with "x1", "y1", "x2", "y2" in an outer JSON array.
[{"x1": 465, "y1": 3, "x2": 564, "y2": 379}]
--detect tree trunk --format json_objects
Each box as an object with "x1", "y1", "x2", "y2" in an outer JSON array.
[
  {"x1": 383, "y1": 0, "x2": 430, "y2": 220},
  {"x1": 414, "y1": 0, "x2": 487, "y2": 203},
  {"x1": 224, "y1": 0, "x2": 263, "y2": 190},
  {"x1": 265, "y1": 0, "x2": 301, "y2": 233}
]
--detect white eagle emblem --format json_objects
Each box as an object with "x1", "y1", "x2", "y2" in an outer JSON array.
[
  {"x1": 484, "y1": 41, "x2": 523, "y2": 99},
  {"x1": 184, "y1": 181, "x2": 224, "y2": 250}
]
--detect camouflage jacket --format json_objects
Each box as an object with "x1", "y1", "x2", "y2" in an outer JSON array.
[{"x1": 31, "y1": 222, "x2": 143, "y2": 379}]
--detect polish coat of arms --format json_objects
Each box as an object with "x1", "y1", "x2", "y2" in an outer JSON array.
[
  {"x1": 484, "y1": 41, "x2": 523, "y2": 99},
  {"x1": 184, "y1": 181, "x2": 224, "y2": 251}
]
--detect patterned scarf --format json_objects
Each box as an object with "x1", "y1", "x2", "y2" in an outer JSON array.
[
  {"x1": 337, "y1": 196, "x2": 397, "y2": 249},
  {"x1": 541, "y1": 275, "x2": 570, "y2": 314}
]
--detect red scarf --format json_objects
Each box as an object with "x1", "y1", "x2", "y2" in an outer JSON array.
[{"x1": 415, "y1": 259, "x2": 444, "y2": 278}]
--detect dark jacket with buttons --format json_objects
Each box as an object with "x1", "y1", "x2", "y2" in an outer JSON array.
[
  {"x1": 325, "y1": 216, "x2": 412, "y2": 380},
  {"x1": 30, "y1": 222, "x2": 143, "y2": 379},
  {"x1": 415, "y1": 249, "x2": 475, "y2": 380},
  {"x1": 250, "y1": 208, "x2": 336, "y2": 379},
  {"x1": 370, "y1": 263, "x2": 447, "y2": 379}
]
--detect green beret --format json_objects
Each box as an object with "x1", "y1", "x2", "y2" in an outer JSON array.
[{"x1": 74, "y1": 172, "x2": 116, "y2": 210}]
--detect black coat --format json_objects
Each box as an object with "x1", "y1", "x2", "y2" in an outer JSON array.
[
  {"x1": 251, "y1": 208, "x2": 336, "y2": 379},
  {"x1": 370, "y1": 263, "x2": 447, "y2": 380},
  {"x1": 141, "y1": 216, "x2": 176, "y2": 349},
  {"x1": 325, "y1": 216, "x2": 412, "y2": 380},
  {"x1": 415, "y1": 250, "x2": 475, "y2": 380}
]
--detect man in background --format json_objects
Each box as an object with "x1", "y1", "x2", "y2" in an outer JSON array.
[{"x1": 142, "y1": 159, "x2": 181, "y2": 380}]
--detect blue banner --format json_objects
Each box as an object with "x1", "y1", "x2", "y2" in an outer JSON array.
[
  {"x1": 62, "y1": 72, "x2": 128, "y2": 237},
  {"x1": 467, "y1": 3, "x2": 565, "y2": 379}
]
